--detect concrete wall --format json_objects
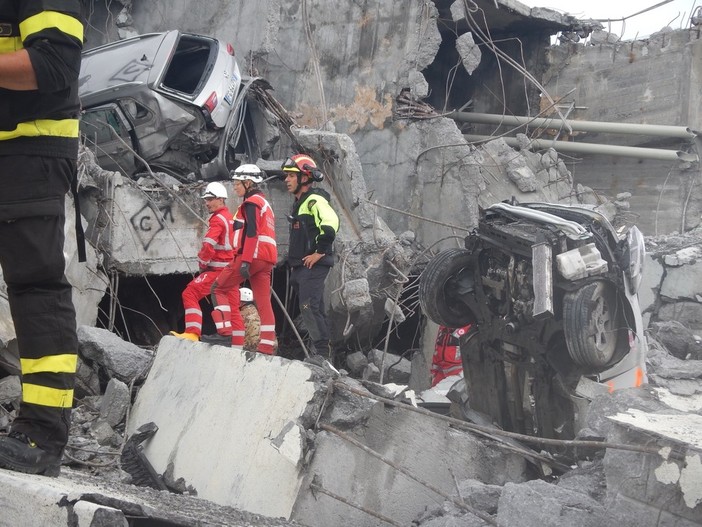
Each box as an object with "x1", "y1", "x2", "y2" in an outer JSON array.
[{"x1": 542, "y1": 30, "x2": 702, "y2": 235}]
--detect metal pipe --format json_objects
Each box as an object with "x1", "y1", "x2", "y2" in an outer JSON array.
[
  {"x1": 453, "y1": 111, "x2": 699, "y2": 139},
  {"x1": 463, "y1": 134, "x2": 699, "y2": 162}
]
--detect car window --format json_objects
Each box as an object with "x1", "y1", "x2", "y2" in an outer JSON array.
[
  {"x1": 81, "y1": 106, "x2": 131, "y2": 145},
  {"x1": 161, "y1": 35, "x2": 214, "y2": 96}
]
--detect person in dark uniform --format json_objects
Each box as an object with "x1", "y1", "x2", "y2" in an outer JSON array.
[
  {"x1": 282, "y1": 154, "x2": 339, "y2": 358},
  {"x1": 0, "y1": 0, "x2": 84, "y2": 477}
]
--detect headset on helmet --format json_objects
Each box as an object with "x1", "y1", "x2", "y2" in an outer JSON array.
[
  {"x1": 239, "y1": 287, "x2": 253, "y2": 303},
  {"x1": 231, "y1": 164, "x2": 264, "y2": 184},
  {"x1": 282, "y1": 154, "x2": 324, "y2": 182},
  {"x1": 201, "y1": 182, "x2": 228, "y2": 199}
]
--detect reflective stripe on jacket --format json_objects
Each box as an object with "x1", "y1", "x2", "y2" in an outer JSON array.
[
  {"x1": 233, "y1": 192, "x2": 277, "y2": 264},
  {"x1": 287, "y1": 188, "x2": 339, "y2": 268},
  {"x1": 197, "y1": 206, "x2": 234, "y2": 270},
  {"x1": 0, "y1": 0, "x2": 84, "y2": 159}
]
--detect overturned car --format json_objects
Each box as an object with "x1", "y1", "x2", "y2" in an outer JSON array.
[
  {"x1": 419, "y1": 201, "x2": 647, "y2": 439},
  {"x1": 78, "y1": 30, "x2": 262, "y2": 182}
]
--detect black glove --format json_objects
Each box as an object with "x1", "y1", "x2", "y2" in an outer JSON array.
[{"x1": 240, "y1": 262, "x2": 250, "y2": 279}]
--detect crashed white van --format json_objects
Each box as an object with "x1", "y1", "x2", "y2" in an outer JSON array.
[
  {"x1": 79, "y1": 30, "x2": 254, "y2": 181},
  {"x1": 419, "y1": 200, "x2": 648, "y2": 439}
]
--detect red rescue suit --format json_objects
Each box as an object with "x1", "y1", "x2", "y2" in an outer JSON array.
[
  {"x1": 212, "y1": 191, "x2": 278, "y2": 354},
  {"x1": 182, "y1": 207, "x2": 234, "y2": 336},
  {"x1": 431, "y1": 325, "x2": 471, "y2": 387}
]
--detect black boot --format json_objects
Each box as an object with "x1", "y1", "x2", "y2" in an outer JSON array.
[
  {"x1": 200, "y1": 334, "x2": 232, "y2": 347},
  {"x1": 0, "y1": 431, "x2": 62, "y2": 477}
]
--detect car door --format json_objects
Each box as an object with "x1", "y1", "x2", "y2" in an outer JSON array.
[{"x1": 80, "y1": 104, "x2": 138, "y2": 176}]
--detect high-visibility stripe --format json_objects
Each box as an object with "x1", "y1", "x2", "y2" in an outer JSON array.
[
  {"x1": 208, "y1": 261, "x2": 229, "y2": 268},
  {"x1": 259, "y1": 339, "x2": 276, "y2": 346},
  {"x1": 21, "y1": 354, "x2": 77, "y2": 375},
  {"x1": 185, "y1": 321, "x2": 202, "y2": 330},
  {"x1": 259, "y1": 325, "x2": 276, "y2": 332},
  {"x1": 215, "y1": 305, "x2": 231, "y2": 313},
  {"x1": 204, "y1": 238, "x2": 216, "y2": 246},
  {"x1": 185, "y1": 308, "x2": 202, "y2": 316},
  {"x1": 20, "y1": 11, "x2": 84, "y2": 42},
  {"x1": 258, "y1": 235, "x2": 276, "y2": 246},
  {"x1": 0, "y1": 36, "x2": 22, "y2": 53},
  {"x1": 0, "y1": 119, "x2": 79, "y2": 140},
  {"x1": 22, "y1": 383, "x2": 74, "y2": 408},
  {"x1": 232, "y1": 330, "x2": 245, "y2": 337}
]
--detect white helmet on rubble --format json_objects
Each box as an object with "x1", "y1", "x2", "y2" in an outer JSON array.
[
  {"x1": 239, "y1": 287, "x2": 254, "y2": 303},
  {"x1": 200, "y1": 182, "x2": 228, "y2": 199},
  {"x1": 231, "y1": 164, "x2": 263, "y2": 184}
]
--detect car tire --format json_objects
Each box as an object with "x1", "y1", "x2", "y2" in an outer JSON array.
[
  {"x1": 563, "y1": 280, "x2": 625, "y2": 370},
  {"x1": 419, "y1": 248, "x2": 476, "y2": 328}
]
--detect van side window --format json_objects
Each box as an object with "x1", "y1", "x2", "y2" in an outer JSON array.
[{"x1": 81, "y1": 106, "x2": 131, "y2": 145}]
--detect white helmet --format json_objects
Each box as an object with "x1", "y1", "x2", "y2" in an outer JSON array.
[
  {"x1": 201, "y1": 182, "x2": 228, "y2": 199},
  {"x1": 231, "y1": 164, "x2": 263, "y2": 184},
  {"x1": 239, "y1": 287, "x2": 253, "y2": 303}
]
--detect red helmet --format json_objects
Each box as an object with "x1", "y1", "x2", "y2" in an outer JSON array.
[{"x1": 282, "y1": 154, "x2": 323, "y2": 181}]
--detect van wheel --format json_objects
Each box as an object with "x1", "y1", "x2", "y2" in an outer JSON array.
[
  {"x1": 563, "y1": 280, "x2": 625, "y2": 370},
  {"x1": 419, "y1": 248, "x2": 476, "y2": 328}
]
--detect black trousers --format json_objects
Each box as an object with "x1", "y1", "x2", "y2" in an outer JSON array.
[
  {"x1": 0, "y1": 155, "x2": 78, "y2": 455},
  {"x1": 290, "y1": 264, "x2": 331, "y2": 350}
]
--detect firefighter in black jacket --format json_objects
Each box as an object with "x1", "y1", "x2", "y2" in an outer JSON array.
[
  {"x1": 283, "y1": 154, "x2": 339, "y2": 358},
  {"x1": 0, "y1": 0, "x2": 84, "y2": 477}
]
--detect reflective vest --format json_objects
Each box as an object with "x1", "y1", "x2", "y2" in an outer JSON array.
[
  {"x1": 197, "y1": 206, "x2": 234, "y2": 270},
  {"x1": 234, "y1": 192, "x2": 277, "y2": 264}
]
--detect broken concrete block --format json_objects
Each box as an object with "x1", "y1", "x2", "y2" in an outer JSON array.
[
  {"x1": 649, "y1": 320, "x2": 702, "y2": 360},
  {"x1": 100, "y1": 377, "x2": 131, "y2": 427},
  {"x1": 664, "y1": 247, "x2": 702, "y2": 267},
  {"x1": 0, "y1": 375, "x2": 20, "y2": 406},
  {"x1": 455, "y1": 32, "x2": 481, "y2": 74},
  {"x1": 331, "y1": 278, "x2": 371, "y2": 313},
  {"x1": 496, "y1": 480, "x2": 608, "y2": 527},
  {"x1": 383, "y1": 297, "x2": 406, "y2": 322},
  {"x1": 75, "y1": 357, "x2": 101, "y2": 398},
  {"x1": 91, "y1": 419, "x2": 121, "y2": 447},
  {"x1": 345, "y1": 351, "x2": 368, "y2": 376},
  {"x1": 657, "y1": 301, "x2": 702, "y2": 336},
  {"x1": 0, "y1": 339, "x2": 20, "y2": 375},
  {"x1": 506, "y1": 164, "x2": 537, "y2": 193},
  {"x1": 362, "y1": 362, "x2": 380, "y2": 382},
  {"x1": 78, "y1": 325, "x2": 154, "y2": 384},
  {"x1": 368, "y1": 348, "x2": 412, "y2": 384},
  {"x1": 407, "y1": 70, "x2": 429, "y2": 98},
  {"x1": 660, "y1": 258, "x2": 702, "y2": 300}
]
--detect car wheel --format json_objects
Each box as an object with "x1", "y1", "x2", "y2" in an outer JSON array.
[
  {"x1": 563, "y1": 280, "x2": 626, "y2": 370},
  {"x1": 419, "y1": 248, "x2": 476, "y2": 328}
]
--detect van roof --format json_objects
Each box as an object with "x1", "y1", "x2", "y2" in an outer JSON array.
[{"x1": 79, "y1": 31, "x2": 179, "y2": 108}]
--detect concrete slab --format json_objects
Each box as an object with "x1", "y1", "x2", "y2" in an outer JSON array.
[
  {"x1": 291, "y1": 397, "x2": 527, "y2": 527},
  {"x1": 127, "y1": 336, "x2": 320, "y2": 518},
  {"x1": 0, "y1": 466, "x2": 298, "y2": 526}
]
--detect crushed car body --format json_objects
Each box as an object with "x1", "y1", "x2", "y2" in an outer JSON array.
[
  {"x1": 78, "y1": 30, "x2": 257, "y2": 181},
  {"x1": 419, "y1": 200, "x2": 648, "y2": 439}
]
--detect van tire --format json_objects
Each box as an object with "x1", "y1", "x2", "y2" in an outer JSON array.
[
  {"x1": 563, "y1": 280, "x2": 625, "y2": 370},
  {"x1": 419, "y1": 248, "x2": 476, "y2": 328}
]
